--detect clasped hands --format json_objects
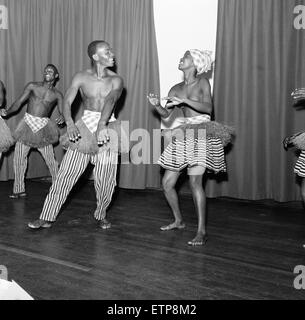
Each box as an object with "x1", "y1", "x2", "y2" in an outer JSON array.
[{"x1": 147, "y1": 93, "x2": 184, "y2": 108}]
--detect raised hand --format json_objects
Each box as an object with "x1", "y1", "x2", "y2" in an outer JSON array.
[
  {"x1": 292, "y1": 88, "x2": 305, "y2": 101},
  {"x1": 147, "y1": 93, "x2": 161, "y2": 107},
  {"x1": 283, "y1": 132, "x2": 304, "y2": 150}
]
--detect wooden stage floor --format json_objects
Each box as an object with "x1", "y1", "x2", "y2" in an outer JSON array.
[{"x1": 0, "y1": 180, "x2": 305, "y2": 300}]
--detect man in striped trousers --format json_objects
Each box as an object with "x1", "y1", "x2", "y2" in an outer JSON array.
[
  {"x1": 3, "y1": 65, "x2": 64, "y2": 198},
  {"x1": 28, "y1": 40, "x2": 126, "y2": 230}
]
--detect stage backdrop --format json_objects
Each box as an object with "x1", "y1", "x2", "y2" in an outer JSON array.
[
  {"x1": 0, "y1": 0, "x2": 161, "y2": 189},
  {"x1": 206, "y1": 0, "x2": 305, "y2": 202}
]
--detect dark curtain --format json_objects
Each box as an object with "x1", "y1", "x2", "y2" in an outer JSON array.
[
  {"x1": 206, "y1": 0, "x2": 305, "y2": 201},
  {"x1": 0, "y1": 0, "x2": 161, "y2": 189}
]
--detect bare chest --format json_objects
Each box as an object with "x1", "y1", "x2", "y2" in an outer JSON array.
[
  {"x1": 80, "y1": 79, "x2": 113, "y2": 100},
  {"x1": 176, "y1": 83, "x2": 203, "y2": 101},
  {"x1": 31, "y1": 87, "x2": 57, "y2": 106}
]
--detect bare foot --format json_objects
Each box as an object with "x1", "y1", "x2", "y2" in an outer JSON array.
[
  {"x1": 188, "y1": 234, "x2": 208, "y2": 246},
  {"x1": 160, "y1": 221, "x2": 185, "y2": 231},
  {"x1": 99, "y1": 219, "x2": 111, "y2": 230}
]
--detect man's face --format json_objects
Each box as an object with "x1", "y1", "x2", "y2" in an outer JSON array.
[
  {"x1": 178, "y1": 51, "x2": 194, "y2": 71},
  {"x1": 93, "y1": 43, "x2": 115, "y2": 67},
  {"x1": 43, "y1": 66, "x2": 57, "y2": 82}
]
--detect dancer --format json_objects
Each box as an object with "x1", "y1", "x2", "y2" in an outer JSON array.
[
  {"x1": 28, "y1": 40, "x2": 127, "y2": 230},
  {"x1": 4, "y1": 65, "x2": 64, "y2": 198},
  {"x1": 283, "y1": 88, "x2": 305, "y2": 206},
  {"x1": 0, "y1": 80, "x2": 14, "y2": 159},
  {"x1": 148, "y1": 50, "x2": 234, "y2": 246}
]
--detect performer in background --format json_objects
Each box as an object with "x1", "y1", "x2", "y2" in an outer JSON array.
[
  {"x1": 3, "y1": 65, "x2": 64, "y2": 198},
  {"x1": 283, "y1": 88, "x2": 305, "y2": 207},
  {"x1": 28, "y1": 40, "x2": 128, "y2": 230},
  {"x1": 0, "y1": 80, "x2": 14, "y2": 160},
  {"x1": 148, "y1": 50, "x2": 234, "y2": 246}
]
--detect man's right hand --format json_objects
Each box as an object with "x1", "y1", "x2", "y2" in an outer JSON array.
[
  {"x1": 67, "y1": 122, "x2": 81, "y2": 142},
  {"x1": 0, "y1": 109, "x2": 7, "y2": 117}
]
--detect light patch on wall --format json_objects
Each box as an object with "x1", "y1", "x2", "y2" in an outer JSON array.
[{"x1": 153, "y1": 0, "x2": 218, "y2": 128}]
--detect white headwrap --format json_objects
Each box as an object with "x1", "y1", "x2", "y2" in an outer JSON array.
[{"x1": 189, "y1": 49, "x2": 213, "y2": 75}]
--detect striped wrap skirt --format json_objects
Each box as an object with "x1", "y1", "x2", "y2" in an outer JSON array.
[
  {"x1": 158, "y1": 115, "x2": 234, "y2": 173},
  {"x1": 294, "y1": 151, "x2": 305, "y2": 177}
]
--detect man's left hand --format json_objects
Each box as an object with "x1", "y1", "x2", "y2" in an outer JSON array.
[{"x1": 97, "y1": 125, "x2": 110, "y2": 146}]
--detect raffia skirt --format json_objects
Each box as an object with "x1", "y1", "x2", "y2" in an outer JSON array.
[
  {"x1": 60, "y1": 119, "x2": 129, "y2": 155},
  {"x1": 0, "y1": 117, "x2": 14, "y2": 153},
  {"x1": 13, "y1": 119, "x2": 60, "y2": 148}
]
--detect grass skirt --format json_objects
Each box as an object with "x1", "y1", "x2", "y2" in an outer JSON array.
[
  {"x1": 60, "y1": 119, "x2": 129, "y2": 155},
  {"x1": 0, "y1": 117, "x2": 14, "y2": 152},
  {"x1": 13, "y1": 118, "x2": 59, "y2": 148},
  {"x1": 162, "y1": 121, "x2": 235, "y2": 147}
]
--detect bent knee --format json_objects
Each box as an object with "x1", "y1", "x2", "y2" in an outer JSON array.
[{"x1": 162, "y1": 177, "x2": 176, "y2": 192}]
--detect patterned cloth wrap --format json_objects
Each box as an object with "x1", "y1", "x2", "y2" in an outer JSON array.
[
  {"x1": 159, "y1": 115, "x2": 235, "y2": 173},
  {"x1": 13, "y1": 113, "x2": 59, "y2": 148},
  {"x1": 60, "y1": 109, "x2": 129, "y2": 155},
  {"x1": 0, "y1": 116, "x2": 14, "y2": 153},
  {"x1": 189, "y1": 49, "x2": 213, "y2": 75}
]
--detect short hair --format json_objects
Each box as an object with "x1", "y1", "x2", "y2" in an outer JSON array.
[
  {"x1": 87, "y1": 40, "x2": 108, "y2": 61},
  {"x1": 45, "y1": 64, "x2": 59, "y2": 77}
]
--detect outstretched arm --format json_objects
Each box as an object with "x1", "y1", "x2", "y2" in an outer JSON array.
[
  {"x1": 6, "y1": 83, "x2": 33, "y2": 116},
  {"x1": 54, "y1": 91, "x2": 65, "y2": 125},
  {"x1": 63, "y1": 73, "x2": 82, "y2": 141},
  {"x1": 147, "y1": 87, "x2": 177, "y2": 119}
]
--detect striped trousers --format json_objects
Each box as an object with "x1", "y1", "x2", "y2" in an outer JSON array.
[
  {"x1": 40, "y1": 148, "x2": 118, "y2": 222},
  {"x1": 13, "y1": 142, "x2": 58, "y2": 194}
]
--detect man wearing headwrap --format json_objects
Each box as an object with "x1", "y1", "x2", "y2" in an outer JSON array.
[
  {"x1": 3, "y1": 65, "x2": 64, "y2": 198},
  {"x1": 148, "y1": 49, "x2": 234, "y2": 246},
  {"x1": 0, "y1": 80, "x2": 14, "y2": 160}
]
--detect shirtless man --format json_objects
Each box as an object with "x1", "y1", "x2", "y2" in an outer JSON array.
[
  {"x1": 0, "y1": 80, "x2": 14, "y2": 159},
  {"x1": 148, "y1": 49, "x2": 232, "y2": 246},
  {"x1": 3, "y1": 65, "x2": 64, "y2": 198},
  {"x1": 28, "y1": 40, "x2": 124, "y2": 230}
]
